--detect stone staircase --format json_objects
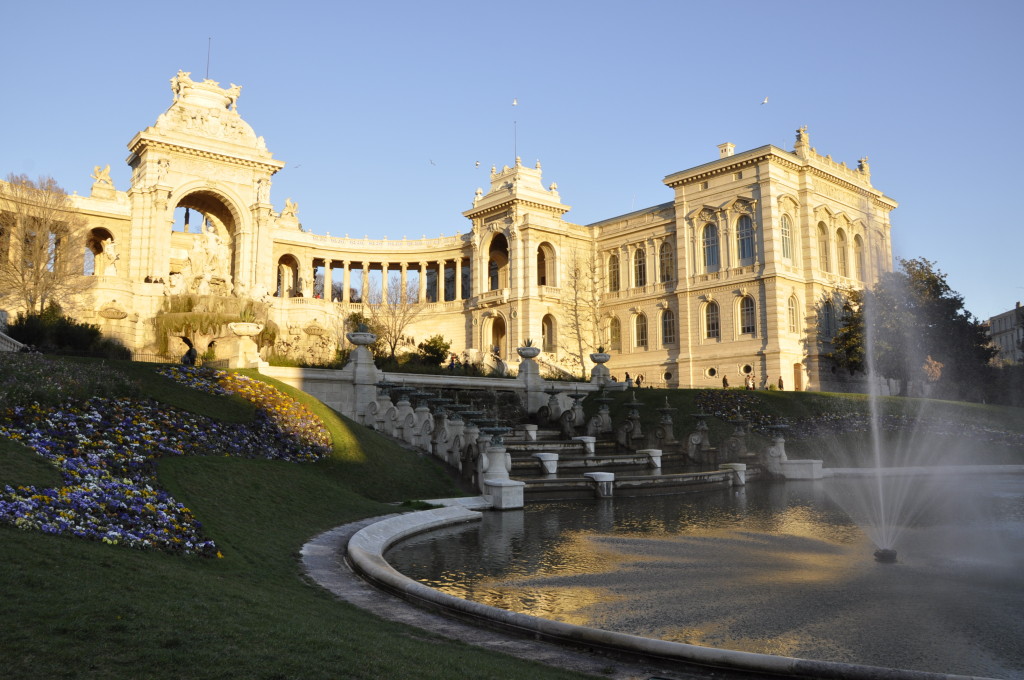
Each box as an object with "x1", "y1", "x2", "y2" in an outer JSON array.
[{"x1": 498, "y1": 425, "x2": 740, "y2": 500}]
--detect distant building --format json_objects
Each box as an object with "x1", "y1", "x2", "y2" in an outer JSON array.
[
  {"x1": 0, "y1": 74, "x2": 898, "y2": 390},
  {"x1": 989, "y1": 303, "x2": 1024, "y2": 364}
]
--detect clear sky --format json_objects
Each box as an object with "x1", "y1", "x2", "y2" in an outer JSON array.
[{"x1": 2, "y1": 0, "x2": 1021, "y2": 320}]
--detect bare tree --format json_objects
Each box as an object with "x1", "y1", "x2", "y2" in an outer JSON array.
[
  {"x1": 0, "y1": 174, "x2": 88, "y2": 314},
  {"x1": 366, "y1": 276, "x2": 423, "y2": 359},
  {"x1": 560, "y1": 247, "x2": 603, "y2": 379}
]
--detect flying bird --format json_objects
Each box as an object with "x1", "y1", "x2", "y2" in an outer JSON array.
[
  {"x1": 761, "y1": 97, "x2": 769, "y2": 105},
  {"x1": 429, "y1": 159, "x2": 436, "y2": 166}
]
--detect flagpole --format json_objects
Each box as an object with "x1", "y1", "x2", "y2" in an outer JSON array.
[{"x1": 512, "y1": 97, "x2": 518, "y2": 162}]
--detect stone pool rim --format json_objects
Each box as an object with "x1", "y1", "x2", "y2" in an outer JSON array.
[{"x1": 338, "y1": 487, "x2": 1014, "y2": 680}]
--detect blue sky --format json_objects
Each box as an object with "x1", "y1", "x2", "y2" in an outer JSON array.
[{"x1": 2, "y1": 0, "x2": 1021, "y2": 320}]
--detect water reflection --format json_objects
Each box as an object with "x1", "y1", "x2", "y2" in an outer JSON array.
[{"x1": 386, "y1": 476, "x2": 1024, "y2": 677}]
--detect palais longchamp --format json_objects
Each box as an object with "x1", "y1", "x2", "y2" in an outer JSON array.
[{"x1": 0, "y1": 73, "x2": 896, "y2": 391}]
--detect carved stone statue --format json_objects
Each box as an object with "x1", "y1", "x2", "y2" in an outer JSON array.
[
  {"x1": 170, "y1": 70, "x2": 194, "y2": 101},
  {"x1": 225, "y1": 84, "x2": 241, "y2": 111},
  {"x1": 99, "y1": 238, "x2": 118, "y2": 276},
  {"x1": 282, "y1": 198, "x2": 298, "y2": 218},
  {"x1": 91, "y1": 165, "x2": 113, "y2": 186}
]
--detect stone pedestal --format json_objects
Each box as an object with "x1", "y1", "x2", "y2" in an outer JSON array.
[
  {"x1": 573, "y1": 436, "x2": 596, "y2": 455},
  {"x1": 484, "y1": 478, "x2": 525, "y2": 509},
  {"x1": 338, "y1": 330, "x2": 382, "y2": 422},
  {"x1": 780, "y1": 459, "x2": 823, "y2": 479},
  {"x1": 480, "y1": 443, "x2": 512, "y2": 490},
  {"x1": 522, "y1": 424, "x2": 538, "y2": 441},
  {"x1": 719, "y1": 462, "x2": 747, "y2": 486},
  {"x1": 638, "y1": 448, "x2": 662, "y2": 469},
  {"x1": 533, "y1": 452, "x2": 559, "y2": 474},
  {"x1": 584, "y1": 472, "x2": 615, "y2": 498}
]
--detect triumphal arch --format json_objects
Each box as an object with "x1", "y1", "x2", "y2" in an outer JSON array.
[{"x1": 2, "y1": 74, "x2": 897, "y2": 391}]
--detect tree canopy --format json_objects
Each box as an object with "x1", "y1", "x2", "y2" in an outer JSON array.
[
  {"x1": 0, "y1": 174, "x2": 88, "y2": 314},
  {"x1": 831, "y1": 257, "x2": 996, "y2": 397}
]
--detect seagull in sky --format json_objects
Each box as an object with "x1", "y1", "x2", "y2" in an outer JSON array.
[
  {"x1": 761, "y1": 96, "x2": 769, "y2": 105},
  {"x1": 429, "y1": 159, "x2": 436, "y2": 166}
]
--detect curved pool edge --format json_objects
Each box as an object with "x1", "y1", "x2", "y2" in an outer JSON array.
[{"x1": 342, "y1": 505, "x2": 999, "y2": 680}]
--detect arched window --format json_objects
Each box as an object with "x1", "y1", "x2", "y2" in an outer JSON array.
[
  {"x1": 781, "y1": 214, "x2": 793, "y2": 260},
  {"x1": 854, "y1": 235, "x2": 865, "y2": 281},
  {"x1": 635, "y1": 313, "x2": 648, "y2": 348},
  {"x1": 541, "y1": 314, "x2": 556, "y2": 352},
  {"x1": 607, "y1": 254, "x2": 620, "y2": 292},
  {"x1": 817, "y1": 223, "x2": 831, "y2": 273},
  {"x1": 836, "y1": 229, "x2": 848, "y2": 278},
  {"x1": 820, "y1": 300, "x2": 837, "y2": 338},
  {"x1": 488, "y1": 233, "x2": 510, "y2": 291},
  {"x1": 739, "y1": 296, "x2": 756, "y2": 335},
  {"x1": 633, "y1": 247, "x2": 647, "y2": 287},
  {"x1": 702, "y1": 224, "x2": 719, "y2": 271},
  {"x1": 659, "y1": 242, "x2": 674, "y2": 283},
  {"x1": 488, "y1": 259, "x2": 499, "y2": 290},
  {"x1": 661, "y1": 309, "x2": 676, "y2": 345},
  {"x1": 536, "y1": 242, "x2": 556, "y2": 287},
  {"x1": 705, "y1": 301, "x2": 720, "y2": 340},
  {"x1": 787, "y1": 296, "x2": 800, "y2": 333},
  {"x1": 737, "y1": 215, "x2": 754, "y2": 263},
  {"x1": 609, "y1": 316, "x2": 622, "y2": 351},
  {"x1": 276, "y1": 255, "x2": 300, "y2": 298}
]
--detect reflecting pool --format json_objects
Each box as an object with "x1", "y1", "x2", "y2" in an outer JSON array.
[{"x1": 386, "y1": 476, "x2": 1024, "y2": 678}]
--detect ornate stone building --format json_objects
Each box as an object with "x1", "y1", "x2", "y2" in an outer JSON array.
[{"x1": 0, "y1": 74, "x2": 897, "y2": 390}]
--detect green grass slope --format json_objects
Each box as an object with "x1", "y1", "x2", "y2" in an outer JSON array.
[{"x1": 0, "y1": 358, "x2": 588, "y2": 680}]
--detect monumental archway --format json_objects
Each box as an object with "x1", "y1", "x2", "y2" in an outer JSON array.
[{"x1": 167, "y1": 190, "x2": 241, "y2": 296}]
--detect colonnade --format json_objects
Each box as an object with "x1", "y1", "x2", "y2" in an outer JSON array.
[{"x1": 280, "y1": 254, "x2": 472, "y2": 303}]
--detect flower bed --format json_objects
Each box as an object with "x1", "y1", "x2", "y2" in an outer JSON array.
[{"x1": 1, "y1": 364, "x2": 331, "y2": 557}]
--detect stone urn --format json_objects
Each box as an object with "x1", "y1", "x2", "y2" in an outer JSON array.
[
  {"x1": 228, "y1": 322, "x2": 264, "y2": 337},
  {"x1": 517, "y1": 346, "x2": 541, "y2": 359},
  {"x1": 589, "y1": 351, "x2": 611, "y2": 364},
  {"x1": 346, "y1": 330, "x2": 377, "y2": 346}
]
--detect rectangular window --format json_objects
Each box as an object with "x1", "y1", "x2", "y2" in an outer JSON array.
[
  {"x1": 700, "y1": 181, "x2": 709, "y2": 190},
  {"x1": 733, "y1": 171, "x2": 743, "y2": 181}
]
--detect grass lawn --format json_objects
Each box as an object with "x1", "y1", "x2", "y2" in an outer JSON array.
[
  {"x1": 0, "y1": 357, "x2": 592, "y2": 680},
  {"x1": 2, "y1": 356, "x2": 1022, "y2": 679}
]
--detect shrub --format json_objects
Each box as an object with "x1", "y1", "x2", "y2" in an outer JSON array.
[
  {"x1": 416, "y1": 335, "x2": 451, "y2": 366},
  {"x1": 7, "y1": 302, "x2": 129, "y2": 359}
]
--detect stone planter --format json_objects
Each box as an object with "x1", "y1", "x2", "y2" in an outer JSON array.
[
  {"x1": 517, "y1": 346, "x2": 541, "y2": 359},
  {"x1": 589, "y1": 351, "x2": 611, "y2": 364},
  {"x1": 228, "y1": 322, "x2": 264, "y2": 337}
]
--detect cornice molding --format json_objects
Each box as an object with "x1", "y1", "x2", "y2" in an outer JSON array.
[{"x1": 128, "y1": 137, "x2": 285, "y2": 173}]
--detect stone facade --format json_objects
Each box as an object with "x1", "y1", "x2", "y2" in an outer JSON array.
[
  {"x1": 0, "y1": 75, "x2": 897, "y2": 390},
  {"x1": 989, "y1": 303, "x2": 1024, "y2": 364}
]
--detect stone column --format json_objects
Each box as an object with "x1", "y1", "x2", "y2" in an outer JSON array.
[
  {"x1": 400, "y1": 263, "x2": 408, "y2": 302},
  {"x1": 381, "y1": 261, "x2": 390, "y2": 303},
  {"x1": 722, "y1": 210, "x2": 733, "y2": 270},
  {"x1": 418, "y1": 261, "x2": 427, "y2": 302},
  {"x1": 341, "y1": 261, "x2": 350, "y2": 303},
  {"x1": 436, "y1": 260, "x2": 444, "y2": 302},
  {"x1": 454, "y1": 257, "x2": 462, "y2": 300},
  {"x1": 624, "y1": 244, "x2": 634, "y2": 289}
]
